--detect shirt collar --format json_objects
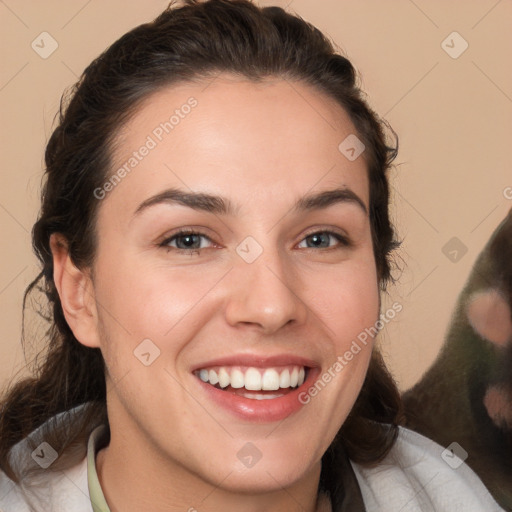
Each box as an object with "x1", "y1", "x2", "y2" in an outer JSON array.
[{"x1": 87, "y1": 425, "x2": 111, "y2": 512}]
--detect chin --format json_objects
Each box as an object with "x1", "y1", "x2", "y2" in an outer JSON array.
[{"x1": 207, "y1": 455, "x2": 319, "y2": 495}]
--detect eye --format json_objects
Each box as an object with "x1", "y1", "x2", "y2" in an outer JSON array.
[
  {"x1": 160, "y1": 230, "x2": 215, "y2": 253},
  {"x1": 159, "y1": 229, "x2": 350, "y2": 255},
  {"x1": 297, "y1": 231, "x2": 349, "y2": 250}
]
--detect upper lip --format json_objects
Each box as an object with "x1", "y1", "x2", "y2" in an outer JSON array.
[{"x1": 191, "y1": 354, "x2": 319, "y2": 372}]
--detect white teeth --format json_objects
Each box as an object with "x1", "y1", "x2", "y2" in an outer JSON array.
[
  {"x1": 231, "y1": 369, "x2": 244, "y2": 389},
  {"x1": 298, "y1": 367, "x2": 305, "y2": 386},
  {"x1": 244, "y1": 368, "x2": 262, "y2": 390},
  {"x1": 218, "y1": 367, "x2": 230, "y2": 388},
  {"x1": 196, "y1": 365, "x2": 307, "y2": 392},
  {"x1": 208, "y1": 369, "x2": 219, "y2": 386},
  {"x1": 279, "y1": 369, "x2": 290, "y2": 388},
  {"x1": 262, "y1": 369, "x2": 280, "y2": 390},
  {"x1": 241, "y1": 392, "x2": 284, "y2": 400},
  {"x1": 290, "y1": 367, "x2": 299, "y2": 387}
]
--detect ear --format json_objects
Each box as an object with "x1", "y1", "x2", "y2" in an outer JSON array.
[{"x1": 49, "y1": 233, "x2": 101, "y2": 349}]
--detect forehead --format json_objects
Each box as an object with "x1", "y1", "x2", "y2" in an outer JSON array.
[{"x1": 104, "y1": 75, "x2": 369, "y2": 218}]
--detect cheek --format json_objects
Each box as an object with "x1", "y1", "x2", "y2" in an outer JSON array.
[
  {"x1": 94, "y1": 253, "x2": 226, "y2": 339},
  {"x1": 321, "y1": 257, "x2": 380, "y2": 388},
  {"x1": 312, "y1": 256, "x2": 380, "y2": 345},
  {"x1": 298, "y1": 256, "x2": 379, "y2": 411}
]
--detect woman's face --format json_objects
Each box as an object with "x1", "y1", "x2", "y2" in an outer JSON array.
[{"x1": 88, "y1": 75, "x2": 379, "y2": 493}]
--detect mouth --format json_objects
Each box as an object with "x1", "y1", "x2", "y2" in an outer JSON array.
[
  {"x1": 193, "y1": 365, "x2": 308, "y2": 400},
  {"x1": 191, "y1": 356, "x2": 319, "y2": 422}
]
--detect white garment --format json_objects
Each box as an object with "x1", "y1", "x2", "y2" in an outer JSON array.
[
  {"x1": 351, "y1": 426, "x2": 505, "y2": 512},
  {"x1": 0, "y1": 454, "x2": 91, "y2": 512},
  {"x1": 0, "y1": 420, "x2": 505, "y2": 511}
]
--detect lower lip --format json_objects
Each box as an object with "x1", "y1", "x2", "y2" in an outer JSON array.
[{"x1": 195, "y1": 368, "x2": 321, "y2": 423}]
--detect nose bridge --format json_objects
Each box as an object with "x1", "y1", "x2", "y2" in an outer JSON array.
[{"x1": 224, "y1": 239, "x2": 307, "y2": 332}]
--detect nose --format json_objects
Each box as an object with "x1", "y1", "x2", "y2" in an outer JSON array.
[{"x1": 223, "y1": 247, "x2": 308, "y2": 334}]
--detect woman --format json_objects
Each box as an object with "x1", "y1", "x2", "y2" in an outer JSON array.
[{"x1": 0, "y1": 1, "x2": 503, "y2": 510}]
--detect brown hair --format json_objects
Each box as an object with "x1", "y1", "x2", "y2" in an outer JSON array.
[{"x1": 0, "y1": 0, "x2": 402, "y2": 492}]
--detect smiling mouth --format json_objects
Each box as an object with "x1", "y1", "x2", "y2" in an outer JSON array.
[{"x1": 193, "y1": 365, "x2": 308, "y2": 400}]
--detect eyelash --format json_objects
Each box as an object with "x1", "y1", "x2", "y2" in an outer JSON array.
[{"x1": 159, "y1": 229, "x2": 351, "y2": 255}]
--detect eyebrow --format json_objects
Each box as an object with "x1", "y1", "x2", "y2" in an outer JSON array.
[{"x1": 133, "y1": 186, "x2": 368, "y2": 218}]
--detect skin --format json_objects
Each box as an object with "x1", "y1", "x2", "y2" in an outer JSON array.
[{"x1": 50, "y1": 74, "x2": 380, "y2": 512}]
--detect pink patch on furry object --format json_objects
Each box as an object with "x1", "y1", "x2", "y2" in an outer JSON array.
[
  {"x1": 467, "y1": 289, "x2": 512, "y2": 347},
  {"x1": 484, "y1": 385, "x2": 512, "y2": 429}
]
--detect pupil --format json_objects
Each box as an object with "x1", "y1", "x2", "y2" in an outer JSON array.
[
  {"x1": 310, "y1": 233, "x2": 328, "y2": 247},
  {"x1": 180, "y1": 235, "x2": 199, "y2": 248}
]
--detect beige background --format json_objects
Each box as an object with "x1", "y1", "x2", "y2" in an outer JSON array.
[{"x1": 1, "y1": 0, "x2": 511, "y2": 391}]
